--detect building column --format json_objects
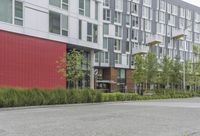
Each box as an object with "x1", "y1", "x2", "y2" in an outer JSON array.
[{"x1": 90, "y1": 50, "x2": 95, "y2": 89}]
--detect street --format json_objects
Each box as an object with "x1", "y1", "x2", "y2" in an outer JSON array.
[{"x1": 1, "y1": 98, "x2": 200, "y2": 136}]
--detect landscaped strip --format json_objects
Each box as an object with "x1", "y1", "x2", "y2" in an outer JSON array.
[{"x1": 0, "y1": 88, "x2": 200, "y2": 108}]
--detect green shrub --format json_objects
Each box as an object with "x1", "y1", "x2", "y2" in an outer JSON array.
[{"x1": 0, "y1": 88, "x2": 199, "y2": 108}]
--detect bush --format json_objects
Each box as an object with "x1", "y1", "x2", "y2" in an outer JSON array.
[{"x1": 0, "y1": 88, "x2": 200, "y2": 108}]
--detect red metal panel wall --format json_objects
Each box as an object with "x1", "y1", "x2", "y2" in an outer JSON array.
[{"x1": 0, "y1": 31, "x2": 66, "y2": 88}]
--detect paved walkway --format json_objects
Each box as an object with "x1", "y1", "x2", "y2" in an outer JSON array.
[{"x1": 1, "y1": 98, "x2": 200, "y2": 136}]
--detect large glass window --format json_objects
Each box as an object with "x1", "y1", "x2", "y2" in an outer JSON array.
[
  {"x1": 85, "y1": 0, "x2": 90, "y2": 17},
  {"x1": 103, "y1": 23, "x2": 109, "y2": 35},
  {"x1": 79, "y1": 0, "x2": 90, "y2": 17},
  {"x1": 87, "y1": 23, "x2": 98, "y2": 43},
  {"x1": 103, "y1": 0, "x2": 110, "y2": 7},
  {"x1": 49, "y1": 0, "x2": 61, "y2": 7},
  {"x1": 103, "y1": 37, "x2": 108, "y2": 49},
  {"x1": 115, "y1": 26, "x2": 122, "y2": 37},
  {"x1": 103, "y1": 9, "x2": 111, "y2": 21},
  {"x1": 131, "y1": 2, "x2": 138, "y2": 15},
  {"x1": 15, "y1": 1, "x2": 23, "y2": 26},
  {"x1": 49, "y1": 0, "x2": 68, "y2": 10},
  {"x1": 95, "y1": 1, "x2": 98, "y2": 20},
  {"x1": 62, "y1": 15, "x2": 68, "y2": 36},
  {"x1": 114, "y1": 39, "x2": 121, "y2": 51},
  {"x1": 115, "y1": 53, "x2": 122, "y2": 64},
  {"x1": 62, "y1": 0, "x2": 68, "y2": 10},
  {"x1": 87, "y1": 23, "x2": 92, "y2": 42},
  {"x1": 115, "y1": 0, "x2": 123, "y2": 11},
  {"x1": 0, "y1": 0, "x2": 13, "y2": 23},
  {"x1": 93, "y1": 24, "x2": 98, "y2": 43},
  {"x1": 79, "y1": 20, "x2": 82, "y2": 39},
  {"x1": 49, "y1": 11, "x2": 69, "y2": 37},
  {"x1": 49, "y1": 11, "x2": 61, "y2": 34},
  {"x1": 114, "y1": 11, "x2": 122, "y2": 24}
]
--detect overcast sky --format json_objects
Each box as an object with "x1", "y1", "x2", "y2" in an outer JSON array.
[{"x1": 183, "y1": 0, "x2": 200, "y2": 7}]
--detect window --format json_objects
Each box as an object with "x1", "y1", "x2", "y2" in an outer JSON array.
[
  {"x1": 87, "y1": 23, "x2": 92, "y2": 42},
  {"x1": 103, "y1": 9, "x2": 111, "y2": 21},
  {"x1": 172, "y1": 5, "x2": 178, "y2": 16},
  {"x1": 179, "y1": 18, "x2": 185, "y2": 29},
  {"x1": 62, "y1": 15, "x2": 68, "y2": 36},
  {"x1": 49, "y1": 0, "x2": 61, "y2": 7},
  {"x1": 126, "y1": 55, "x2": 130, "y2": 65},
  {"x1": 132, "y1": 16, "x2": 139, "y2": 27},
  {"x1": 79, "y1": 20, "x2": 82, "y2": 39},
  {"x1": 159, "y1": 11, "x2": 165, "y2": 23},
  {"x1": 49, "y1": 11, "x2": 60, "y2": 34},
  {"x1": 15, "y1": 1, "x2": 23, "y2": 26},
  {"x1": 131, "y1": 2, "x2": 138, "y2": 15},
  {"x1": 186, "y1": 9, "x2": 192, "y2": 20},
  {"x1": 126, "y1": 15, "x2": 130, "y2": 26},
  {"x1": 62, "y1": 0, "x2": 68, "y2": 10},
  {"x1": 49, "y1": 0, "x2": 68, "y2": 10},
  {"x1": 131, "y1": 29, "x2": 138, "y2": 40},
  {"x1": 49, "y1": 11, "x2": 68, "y2": 36},
  {"x1": 157, "y1": 23, "x2": 165, "y2": 35},
  {"x1": 115, "y1": 0, "x2": 123, "y2": 11},
  {"x1": 79, "y1": 0, "x2": 90, "y2": 17},
  {"x1": 143, "y1": 0, "x2": 151, "y2": 7},
  {"x1": 168, "y1": 14, "x2": 175, "y2": 26},
  {"x1": 167, "y1": 26, "x2": 171, "y2": 36},
  {"x1": 103, "y1": 0, "x2": 110, "y2": 7},
  {"x1": 195, "y1": 12, "x2": 200, "y2": 22},
  {"x1": 126, "y1": 42, "x2": 130, "y2": 52},
  {"x1": 103, "y1": 37, "x2": 108, "y2": 49},
  {"x1": 115, "y1": 26, "x2": 122, "y2": 37},
  {"x1": 95, "y1": 52, "x2": 99, "y2": 63},
  {"x1": 142, "y1": 6, "x2": 149, "y2": 19},
  {"x1": 145, "y1": 20, "x2": 151, "y2": 32},
  {"x1": 180, "y1": 8, "x2": 185, "y2": 18},
  {"x1": 160, "y1": 0, "x2": 166, "y2": 11},
  {"x1": 101, "y1": 52, "x2": 109, "y2": 63},
  {"x1": 114, "y1": 39, "x2": 121, "y2": 51},
  {"x1": 93, "y1": 24, "x2": 98, "y2": 43},
  {"x1": 103, "y1": 23, "x2": 109, "y2": 35},
  {"x1": 95, "y1": 1, "x2": 98, "y2": 20},
  {"x1": 167, "y1": 3, "x2": 171, "y2": 13},
  {"x1": 87, "y1": 23, "x2": 98, "y2": 43},
  {"x1": 0, "y1": 0, "x2": 12, "y2": 23},
  {"x1": 114, "y1": 11, "x2": 122, "y2": 24},
  {"x1": 127, "y1": 1, "x2": 130, "y2": 13},
  {"x1": 126, "y1": 28, "x2": 130, "y2": 39},
  {"x1": 115, "y1": 53, "x2": 122, "y2": 64}
]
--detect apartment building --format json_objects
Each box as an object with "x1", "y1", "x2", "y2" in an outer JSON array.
[
  {"x1": 0, "y1": 0, "x2": 103, "y2": 88},
  {"x1": 94, "y1": 0, "x2": 200, "y2": 91}
]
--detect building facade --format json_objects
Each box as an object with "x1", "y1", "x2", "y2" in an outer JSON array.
[
  {"x1": 0, "y1": 0, "x2": 103, "y2": 88},
  {"x1": 94, "y1": 0, "x2": 200, "y2": 91}
]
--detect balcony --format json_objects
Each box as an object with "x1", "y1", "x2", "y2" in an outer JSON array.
[
  {"x1": 146, "y1": 35, "x2": 162, "y2": 46},
  {"x1": 132, "y1": 46, "x2": 149, "y2": 55},
  {"x1": 172, "y1": 29, "x2": 185, "y2": 39}
]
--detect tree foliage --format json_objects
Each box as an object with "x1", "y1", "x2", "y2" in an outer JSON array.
[{"x1": 56, "y1": 49, "x2": 89, "y2": 88}]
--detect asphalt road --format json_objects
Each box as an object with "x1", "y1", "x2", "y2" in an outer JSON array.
[{"x1": 1, "y1": 98, "x2": 200, "y2": 136}]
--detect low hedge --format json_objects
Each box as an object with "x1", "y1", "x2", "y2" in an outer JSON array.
[{"x1": 0, "y1": 88, "x2": 200, "y2": 108}]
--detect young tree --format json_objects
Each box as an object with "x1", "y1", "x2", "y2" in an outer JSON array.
[
  {"x1": 192, "y1": 45, "x2": 200, "y2": 91},
  {"x1": 56, "y1": 49, "x2": 89, "y2": 88},
  {"x1": 170, "y1": 58, "x2": 183, "y2": 90},
  {"x1": 160, "y1": 56, "x2": 173, "y2": 89},
  {"x1": 133, "y1": 54, "x2": 146, "y2": 95},
  {"x1": 145, "y1": 52, "x2": 158, "y2": 90}
]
